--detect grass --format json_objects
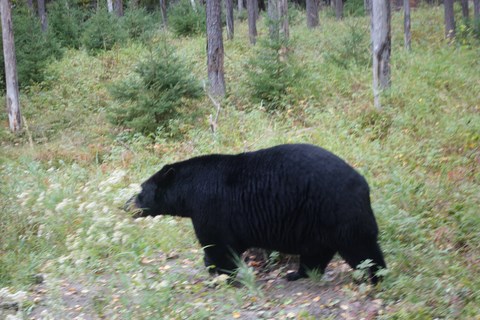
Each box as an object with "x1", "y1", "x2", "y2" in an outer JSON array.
[{"x1": 1, "y1": 5, "x2": 480, "y2": 319}]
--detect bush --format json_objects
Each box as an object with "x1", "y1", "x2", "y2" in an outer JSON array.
[
  {"x1": 245, "y1": 37, "x2": 299, "y2": 113},
  {"x1": 0, "y1": 8, "x2": 61, "y2": 91},
  {"x1": 48, "y1": 0, "x2": 84, "y2": 48},
  {"x1": 168, "y1": 0, "x2": 206, "y2": 37},
  {"x1": 81, "y1": 10, "x2": 127, "y2": 53},
  {"x1": 122, "y1": 8, "x2": 159, "y2": 41},
  {"x1": 108, "y1": 43, "x2": 202, "y2": 135}
]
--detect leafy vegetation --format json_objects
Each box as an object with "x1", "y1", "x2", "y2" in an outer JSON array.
[
  {"x1": 1, "y1": 5, "x2": 480, "y2": 319},
  {"x1": 81, "y1": 10, "x2": 127, "y2": 53},
  {"x1": 168, "y1": 0, "x2": 206, "y2": 37}
]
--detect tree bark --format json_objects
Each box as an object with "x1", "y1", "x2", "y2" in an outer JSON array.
[
  {"x1": 278, "y1": 0, "x2": 289, "y2": 40},
  {"x1": 114, "y1": 0, "x2": 124, "y2": 16},
  {"x1": 364, "y1": 0, "x2": 371, "y2": 15},
  {"x1": 26, "y1": 0, "x2": 34, "y2": 12},
  {"x1": 107, "y1": 0, "x2": 114, "y2": 12},
  {"x1": 404, "y1": 0, "x2": 411, "y2": 50},
  {"x1": 370, "y1": 0, "x2": 391, "y2": 110},
  {"x1": 159, "y1": 0, "x2": 168, "y2": 28},
  {"x1": 1, "y1": 0, "x2": 22, "y2": 132},
  {"x1": 268, "y1": 0, "x2": 279, "y2": 39},
  {"x1": 444, "y1": 0, "x2": 455, "y2": 39},
  {"x1": 206, "y1": 0, "x2": 226, "y2": 96},
  {"x1": 37, "y1": 0, "x2": 48, "y2": 31},
  {"x1": 238, "y1": 0, "x2": 243, "y2": 14},
  {"x1": 335, "y1": 0, "x2": 343, "y2": 20},
  {"x1": 474, "y1": 0, "x2": 480, "y2": 22},
  {"x1": 247, "y1": 0, "x2": 257, "y2": 44},
  {"x1": 225, "y1": 0, "x2": 234, "y2": 40},
  {"x1": 306, "y1": 0, "x2": 319, "y2": 29},
  {"x1": 461, "y1": 0, "x2": 469, "y2": 20}
]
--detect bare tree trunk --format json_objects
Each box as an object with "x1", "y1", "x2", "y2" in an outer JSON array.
[
  {"x1": 238, "y1": 0, "x2": 243, "y2": 14},
  {"x1": 279, "y1": 0, "x2": 288, "y2": 39},
  {"x1": 474, "y1": 0, "x2": 480, "y2": 21},
  {"x1": 37, "y1": 0, "x2": 48, "y2": 31},
  {"x1": 190, "y1": 0, "x2": 197, "y2": 11},
  {"x1": 1, "y1": 0, "x2": 22, "y2": 132},
  {"x1": 335, "y1": 0, "x2": 343, "y2": 20},
  {"x1": 404, "y1": 0, "x2": 411, "y2": 50},
  {"x1": 247, "y1": 0, "x2": 257, "y2": 44},
  {"x1": 107, "y1": 0, "x2": 114, "y2": 12},
  {"x1": 159, "y1": 0, "x2": 168, "y2": 28},
  {"x1": 26, "y1": 0, "x2": 34, "y2": 12},
  {"x1": 267, "y1": 0, "x2": 279, "y2": 39},
  {"x1": 461, "y1": 0, "x2": 469, "y2": 20},
  {"x1": 225, "y1": 0, "x2": 234, "y2": 40},
  {"x1": 114, "y1": 0, "x2": 124, "y2": 16},
  {"x1": 254, "y1": 0, "x2": 259, "y2": 20},
  {"x1": 364, "y1": 0, "x2": 371, "y2": 15},
  {"x1": 370, "y1": 0, "x2": 391, "y2": 110},
  {"x1": 444, "y1": 0, "x2": 455, "y2": 39},
  {"x1": 306, "y1": 0, "x2": 319, "y2": 28},
  {"x1": 206, "y1": 0, "x2": 226, "y2": 96}
]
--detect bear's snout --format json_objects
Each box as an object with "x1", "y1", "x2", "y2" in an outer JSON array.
[{"x1": 124, "y1": 195, "x2": 144, "y2": 218}]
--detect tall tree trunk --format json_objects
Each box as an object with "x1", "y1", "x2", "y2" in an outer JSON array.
[
  {"x1": 364, "y1": 0, "x2": 371, "y2": 15},
  {"x1": 225, "y1": 0, "x2": 234, "y2": 40},
  {"x1": 461, "y1": 0, "x2": 469, "y2": 20},
  {"x1": 159, "y1": 0, "x2": 168, "y2": 28},
  {"x1": 370, "y1": 0, "x2": 391, "y2": 110},
  {"x1": 306, "y1": 0, "x2": 319, "y2": 28},
  {"x1": 107, "y1": 0, "x2": 114, "y2": 12},
  {"x1": 26, "y1": 0, "x2": 34, "y2": 12},
  {"x1": 37, "y1": 0, "x2": 48, "y2": 31},
  {"x1": 268, "y1": 0, "x2": 279, "y2": 39},
  {"x1": 254, "y1": 0, "x2": 259, "y2": 20},
  {"x1": 279, "y1": 0, "x2": 288, "y2": 39},
  {"x1": 474, "y1": 0, "x2": 480, "y2": 22},
  {"x1": 404, "y1": 0, "x2": 411, "y2": 50},
  {"x1": 335, "y1": 0, "x2": 343, "y2": 20},
  {"x1": 206, "y1": 0, "x2": 226, "y2": 96},
  {"x1": 444, "y1": 0, "x2": 455, "y2": 39},
  {"x1": 1, "y1": 0, "x2": 22, "y2": 132},
  {"x1": 114, "y1": 0, "x2": 124, "y2": 16},
  {"x1": 238, "y1": 0, "x2": 243, "y2": 14},
  {"x1": 247, "y1": 0, "x2": 257, "y2": 44}
]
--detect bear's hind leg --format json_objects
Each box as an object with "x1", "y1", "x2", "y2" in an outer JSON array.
[
  {"x1": 338, "y1": 241, "x2": 386, "y2": 284},
  {"x1": 286, "y1": 249, "x2": 336, "y2": 281}
]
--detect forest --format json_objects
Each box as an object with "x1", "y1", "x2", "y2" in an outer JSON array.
[{"x1": 1, "y1": 0, "x2": 479, "y2": 318}]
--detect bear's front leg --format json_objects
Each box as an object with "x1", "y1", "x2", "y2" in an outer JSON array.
[{"x1": 202, "y1": 244, "x2": 239, "y2": 277}]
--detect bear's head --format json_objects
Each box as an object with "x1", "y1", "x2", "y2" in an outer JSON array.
[{"x1": 125, "y1": 166, "x2": 176, "y2": 218}]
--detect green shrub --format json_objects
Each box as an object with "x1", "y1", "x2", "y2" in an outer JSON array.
[
  {"x1": 108, "y1": 43, "x2": 202, "y2": 135},
  {"x1": 0, "y1": 8, "x2": 61, "y2": 91},
  {"x1": 122, "y1": 8, "x2": 159, "y2": 41},
  {"x1": 81, "y1": 10, "x2": 127, "y2": 53},
  {"x1": 344, "y1": 0, "x2": 365, "y2": 17},
  {"x1": 245, "y1": 37, "x2": 300, "y2": 113},
  {"x1": 48, "y1": 0, "x2": 84, "y2": 48},
  {"x1": 168, "y1": 0, "x2": 206, "y2": 37}
]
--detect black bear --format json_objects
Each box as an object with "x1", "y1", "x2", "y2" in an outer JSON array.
[{"x1": 127, "y1": 144, "x2": 386, "y2": 284}]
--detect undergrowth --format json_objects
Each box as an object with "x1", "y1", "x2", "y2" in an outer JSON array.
[{"x1": 1, "y1": 5, "x2": 479, "y2": 319}]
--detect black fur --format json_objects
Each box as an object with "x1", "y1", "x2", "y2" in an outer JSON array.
[{"x1": 129, "y1": 144, "x2": 386, "y2": 284}]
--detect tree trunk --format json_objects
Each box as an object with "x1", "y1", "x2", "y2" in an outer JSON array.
[
  {"x1": 335, "y1": 0, "x2": 343, "y2": 20},
  {"x1": 37, "y1": 0, "x2": 48, "y2": 31},
  {"x1": 268, "y1": 0, "x2": 279, "y2": 39},
  {"x1": 279, "y1": 0, "x2": 289, "y2": 39},
  {"x1": 247, "y1": 0, "x2": 257, "y2": 44},
  {"x1": 225, "y1": 0, "x2": 234, "y2": 40},
  {"x1": 206, "y1": 0, "x2": 226, "y2": 96},
  {"x1": 474, "y1": 0, "x2": 480, "y2": 22},
  {"x1": 370, "y1": 0, "x2": 391, "y2": 110},
  {"x1": 306, "y1": 0, "x2": 319, "y2": 29},
  {"x1": 444, "y1": 0, "x2": 455, "y2": 39},
  {"x1": 1, "y1": 0, "x2": 22, "y2": 132},
  {"x1": 129, "y1": 0, "x2": 139, "y2": 9},
  {"x1": 26, "y1": 0, "x2": 34, "y2": 12},
  {"x1": 238, "y1": 0, "x2": 243, "y2": 14},
  {"x1": 114, "y1": 0, "x2": 124, "y2": 16},
  {"x1": 461, "y1": 0, "x2": 469, "y2": 20},
  {"x1": 364, "y1": 0, "x2": 371, "y2": 15},
  {"x1": 107, "y1": 0, "x2": 114, "y2": 12},
  {"x1": 404, "y1": 0, "x2": 411, "y2": 50},
  {"x1": 159, "y1": 0, "x2": 168, "y2": 28}
]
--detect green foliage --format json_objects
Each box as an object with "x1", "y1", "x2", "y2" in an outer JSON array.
[
  {"x1": 168, "y1": 0, "x2": 206, "y2": 37},
  {"x1": 343, "y1": 0, "x2": 366, "y2": 17},
  {"x1": 0, "y1": 8, "x2": 61, "y2": 91},
  {"x1": 48, "y1": 0, "x2": 84, "y2": 48},
  {"x1": 245, "y1": 37, "x2": 300, "y2": 112},
  {"x1": 455, "y1": 18, "x2": 480, "y2": 47},
  {"x1": 324, "y1": 22, "x2": 370, "y2": 69},
  {"x1": 108, "y1": 43, "x2": 202, "y2": 135},
  {"x1": 81, "y1": 9, "x2": 127, "y2": 53},
  {"x1": 122, "y1": 8, "x2": 159, "y2": 41}
]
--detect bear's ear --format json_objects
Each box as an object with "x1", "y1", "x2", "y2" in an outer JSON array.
[{"x1": 154, "y1": 166, "x2": 175, "y2": 187}]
